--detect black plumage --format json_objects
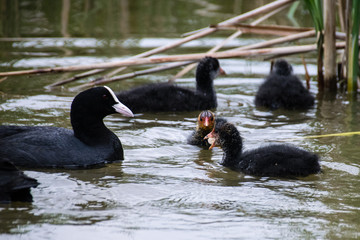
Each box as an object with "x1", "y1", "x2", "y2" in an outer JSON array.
[
  {"x1": 116, "y1": 57, "x2": 225, "y2": 113},
  {"x1": 255, "y1": 59, "x2": 315, "y2": 110},
  {"x1": 0, "y1": 86, "x2": 133, "y2": 169},
  {"x1": 187, "y1": 110, "x2": 227, "y2": 148},
  {"x1": 205, "y1": 122, "x2": 321, "y2": 177},
  {"x1": 0, "y1": 159, "x2": 39, "y2": 203}
]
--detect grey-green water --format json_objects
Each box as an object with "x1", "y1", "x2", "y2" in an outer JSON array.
[{"x1": 1, "y1": 1, "x2": 360, "y2": 239}]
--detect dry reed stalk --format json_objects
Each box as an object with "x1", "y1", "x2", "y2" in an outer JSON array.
[
  {"x1": 40, "y1": 0, "x2": 294, "y2": 86},
  {"x1": 83, "y1": 26, "x2": 314, "y2": 87},
  {"x1": 0, "y1": 43, "x2": 326, "y2": 77},
  {"x1": 94, "y1": 0, "x2": 295, "y2": 83},
  {"x1": 169, "y1": 30, "x2": 243, "y2": 82},
  {"x1": 211, "y1": 23, "x2": 313, "y2": 36},
  {"x1": 302, "y1": 56, "x2": 311, "y2": 89},
  {"x1": 181, "y1": 0, "x2": 294, "y2": 37},
  {"x1": 228, "y1": 30, "x2": 316, "y2": 51},
  {"x1": 73, "y1": 61, "x2": 193, "y2": 90},
  {"x1": 47, "y1": 69, "x2": 105, "y2": 88},
  {"x1": 81, "y1": 29, "x2": 317, "y2": 88},
  {"x1": 169, "y1": 3, "x2": 292, "y2": 82},
  {"x1": 1, "y1": 41, "x2": 348, "y2": 78}
]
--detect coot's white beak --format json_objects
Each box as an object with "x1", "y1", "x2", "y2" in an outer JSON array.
[
  {"x1": 113, "y1": 102, "x2": 134, "y2": 117},
  {"x1": 103, "y1": 86, "x2": 134, "y2": 117}
]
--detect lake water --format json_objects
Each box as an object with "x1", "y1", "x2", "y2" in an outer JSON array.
[{"x1": 1, "y1": 0, "x2": 360, "y2": 239}]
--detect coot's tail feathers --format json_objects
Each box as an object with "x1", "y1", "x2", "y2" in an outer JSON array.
[{"x1": 0, "y1": 159, "x2": 39, "y2": 203}]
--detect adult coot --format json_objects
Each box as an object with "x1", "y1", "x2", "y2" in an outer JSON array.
[
  {"x1": 0, "y1": 86, "x2": 134, "y2": 169},
  {"x1": 187, "y1": 110, "x2": 227, "y2": 148},
  {"x1": 116, "y1": 57, "x2": 225, "y2": 113},
  {"x1": 0, "y1": 158, "x2": 39, "y2": 203},
  {"x1": 205, "y1": 122, "x2": 321, "y2": 177},
  {"x1": 255, "y1": 59, "x2": 315, "y2": 110}
]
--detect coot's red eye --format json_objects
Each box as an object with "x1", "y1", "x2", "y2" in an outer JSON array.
[{"x1": 102, "y1": 94, "x2": 108, "y2": 99}]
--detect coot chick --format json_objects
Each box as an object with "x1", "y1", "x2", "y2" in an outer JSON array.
[
  {"x1": 0, "y1": 86, "x2": 134, "y2": 169},
  {"x1": 205, "y1": 123, "x2": 321, "y2": 177},
  {"x1": 255, "y1": 59, "x2": 315, "y2": 110},
  {"x1": 116, "y1": 57, "x2": 225, "y2": 113},
  {"x1": 0, "y1": 159, "x2": 39, "y2": 203},
  {"x1": 187, "y1": 110, "x2": 227, "y2": 148}
]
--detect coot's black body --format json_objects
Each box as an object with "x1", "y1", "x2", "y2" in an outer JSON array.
[
  {"x1": 116, "y1": 57, "x2": 224, "y2": 113},
  {"x1": 0, "y1": 159, "x2": 39, "y2": 203},
  {"x1": 187, "y1": 110, "x2": 227, "y2": 148},
  {"x1": 205, "y1": 123, "x2": 321, "y2": 177},
  {"x1": 255, "y1": 59, "x2": 315, "y2": 110},
  {"x1": 0, "y1": 86, "x2": 134, "y2": 169}
]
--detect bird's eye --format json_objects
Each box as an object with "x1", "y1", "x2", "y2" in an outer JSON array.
[
  {"x1": 102, "y1": 94, "x2": 108, "y2": 99},
  {"x1": 200, "y1": 117, "x2": 204, "y2": 122},
  {"x1": 210, "y1": 117, "x2": 214, "y2": 121}
]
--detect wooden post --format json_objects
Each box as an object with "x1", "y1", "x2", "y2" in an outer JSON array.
[{"x1": 323, "y1": 0, "x2": 337, "y2": 91}]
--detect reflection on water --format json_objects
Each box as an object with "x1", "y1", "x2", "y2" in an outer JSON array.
[{"x1": 1, "y1": 0, "x2": 360, "y2": 239}]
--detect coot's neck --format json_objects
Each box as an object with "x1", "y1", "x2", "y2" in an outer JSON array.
[
  {"x1": 71, "y1": 110, "x2": 112, "y2": 146},
  {"x1": 221, "y1": 134, "x2": 243, "y2": 168},
  {"x1": 196, "y1": 70, "x2": 215, "y2": 95}
]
